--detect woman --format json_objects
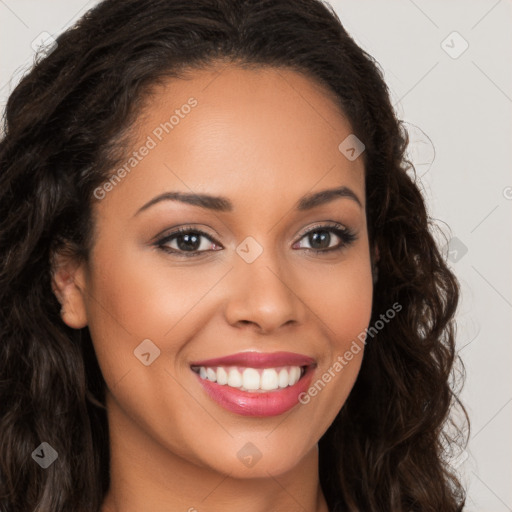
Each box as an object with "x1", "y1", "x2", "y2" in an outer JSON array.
[{"x1": 0, "y1": 0, "x2": 468, "y2": 510}]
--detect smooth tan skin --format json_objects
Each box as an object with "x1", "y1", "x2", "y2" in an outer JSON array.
[{"x1": 52, "y1": 64, "x2": 374, "y2": 512}]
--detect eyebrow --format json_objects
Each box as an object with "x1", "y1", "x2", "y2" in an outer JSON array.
[{"x1": 134, "y1": 185, "x2": 362, "y2": 216}]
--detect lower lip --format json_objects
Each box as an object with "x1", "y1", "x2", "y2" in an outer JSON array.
[{"x1": 193, "y1": 366, "x2": 315, "y2": 417}]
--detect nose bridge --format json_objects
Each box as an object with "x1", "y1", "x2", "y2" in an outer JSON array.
[{"x1": 223, "y1": 237, "x2": 304, "y2": 333}]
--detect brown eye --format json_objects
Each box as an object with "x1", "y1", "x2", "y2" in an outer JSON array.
[
  {"x1": 293, "y1": 225, "x2": 357, "y2": 254},
  {"x1": 156, "y1": 228, "x2": 222, "y2": 257}
]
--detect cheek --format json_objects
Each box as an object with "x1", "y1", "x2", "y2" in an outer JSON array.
[
  {"x1": 83, "y1": 241, "x2": 230, "y2": 379},
  {"x1": 88, "y1": 237, "x2": 215, "y2": 326},
  {"x1": 326, "y1": 262, "x2": 373, "y2": 342},
  {"x1": 296, "y1": 250, "x2": 374, "y2": 347},
  {"x1": 295, "y1": 254, "x2": 373, "y2": 425}
]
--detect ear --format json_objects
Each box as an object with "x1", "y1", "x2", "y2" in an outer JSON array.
[{"x1": 51, "y1": 249, "x2": 88, "y2": 329}]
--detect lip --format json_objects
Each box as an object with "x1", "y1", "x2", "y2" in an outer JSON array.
[
  {"x1": 189, "y1": 350, "x2": 316, "y2": 369},
  {"x1": 190, "y1": 351, "x2": 317, "y2": 417}
]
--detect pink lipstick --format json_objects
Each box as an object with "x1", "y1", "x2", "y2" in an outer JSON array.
[{"x1": 190, "y1": 351, "x2": 316, "y2": 417}]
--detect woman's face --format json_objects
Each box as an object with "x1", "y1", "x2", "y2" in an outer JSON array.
[{"x1": 64, "y1": 64, "x2": 373, "y2": 477}]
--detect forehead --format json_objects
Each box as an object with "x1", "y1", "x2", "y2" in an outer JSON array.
[{"x1": 100, "y1": 64, "x2": 365, "y2": 216}]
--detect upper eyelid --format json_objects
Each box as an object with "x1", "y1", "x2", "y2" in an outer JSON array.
[
  {"x1": 157, "y1": 223, "x2": 351, "y2": 248},
  {"x1": 295, "y1": 221, "x2": 349, "y2": 239}
]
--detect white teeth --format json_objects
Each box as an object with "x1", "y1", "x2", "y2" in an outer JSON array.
[
  {"x1": 260, "y1": 368, "x2": 279, "y2": 390},
  {"x1": 278, "y1": 368, "x2": 289, "y2": 388},
  {"x1": 216, "y1": 366, "x2": 228, "y2": 385},
  {"x1": 227, "y1": 368, "x2": 243, "y2": 388},
  {"x1": 194, "y1": 365, "x2": 305, "y2": 391},
  {"x1": 289, "y1": 366, "x2": 301, "y2": 385},
  {"x1": 242, "y1": 368, "x2": 260, "y2": 390}
]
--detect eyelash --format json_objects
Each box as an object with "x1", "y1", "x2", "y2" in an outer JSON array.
[
  {"x1": 154, "y1": 224, "x2": 357, "y2": 258},
  {"x1": 154, "y1": 223, "x2": 357, "y2": 258}
]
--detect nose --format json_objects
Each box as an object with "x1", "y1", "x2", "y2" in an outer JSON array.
[{"x1": 223, "y1": 247, "x2": 306, "y2": 335}]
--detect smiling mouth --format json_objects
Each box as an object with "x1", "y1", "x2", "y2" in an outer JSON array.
[{"x1": 190, "y1": 364, "x2": 309, "y2": 393}]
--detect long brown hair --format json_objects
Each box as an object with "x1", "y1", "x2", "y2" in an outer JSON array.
[{"x1": 0, "y1": 0, "x2": 468, "y2": 510}]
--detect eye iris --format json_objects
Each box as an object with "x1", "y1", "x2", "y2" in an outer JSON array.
[
  {"x1": 309, "y1": 230, "x2": 331, "y2": 249},
  {"x1": 177, "y1": 233, "x2": 201, "y2": 251}
]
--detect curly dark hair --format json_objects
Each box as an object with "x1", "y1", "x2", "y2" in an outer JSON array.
[{"x1": 0, "y1": 0, "x2": 468, "y2": 510}]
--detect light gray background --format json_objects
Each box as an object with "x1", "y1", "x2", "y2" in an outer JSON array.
[{"x1": 1, "y1": 1, "x2": 511, "y2": 510}]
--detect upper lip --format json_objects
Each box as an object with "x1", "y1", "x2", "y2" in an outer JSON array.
[{"x1": 189, "y1": 351, "x2": 316, "y2": 369}]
